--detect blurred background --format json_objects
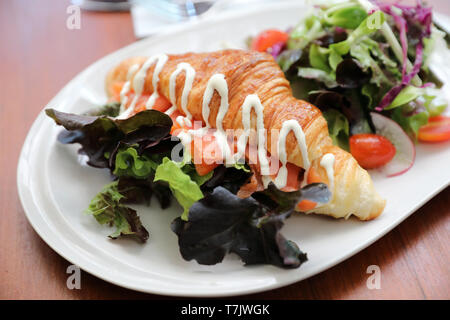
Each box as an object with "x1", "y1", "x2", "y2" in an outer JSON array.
[{"x1": 72, "y1": 0, "x2": 450, "y2": 38}]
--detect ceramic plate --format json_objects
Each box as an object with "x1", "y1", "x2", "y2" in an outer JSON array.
[{"x1": 17, "y1": 2, "x2": 450, "y2": 297}]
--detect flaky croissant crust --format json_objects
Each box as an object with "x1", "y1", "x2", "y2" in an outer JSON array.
[{"x1": 106, "y1": 49, "x2": 385, "y2": 220}]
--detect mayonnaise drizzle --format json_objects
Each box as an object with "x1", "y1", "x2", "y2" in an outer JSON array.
[
  {"x1": 273, "y1": 119, "x2": 310, "y2": 189},
  {"x1": 145, "y1": 54, "x2": 168, "y2": 109},
  {"x1": 169, "y1": 62, "x2": 195, "y2": 127},
  {"x1": 116, "y1": 55, "x2": 168, "y2": 119},
  {"x1": 235, "y1": 94, "x2": 270, "y2": 176},
  {"x1": 117, "y1": 63, "x2": 139, "y2": 118},
  {"x1": 202, "y1": 74, "x2": 228, "y2": 129},
  {"x1": 164, "y1": 105, "x2": 177, "y2": 116},
  {"x1": 117, "y1": 55, "x2": 312, "y2": 189},
  {"x1": 201, "y1": 74, "x2": 234, "y2": 162},
  {"x1": 320, "y1": 153, "x2": 335, "y2": 191}
]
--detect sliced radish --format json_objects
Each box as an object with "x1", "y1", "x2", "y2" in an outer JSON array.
[{"x1": 370, "y1": 112, "x2": 416, "y2": 177}]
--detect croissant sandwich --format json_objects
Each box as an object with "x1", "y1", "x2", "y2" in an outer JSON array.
[{"x1": 105, "y1": 49, "x2": 386, "y2": 220}]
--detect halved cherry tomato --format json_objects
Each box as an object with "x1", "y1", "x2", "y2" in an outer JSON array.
[
  {"x1": 350, "y1": 133, "x2": 396, "y2": 169},
  {"x1": 251, "y1": 29, "x2": 289, "y2": 52},
  {"x1": 418, "y1": 115, "x2": 450, "y2": 143}
]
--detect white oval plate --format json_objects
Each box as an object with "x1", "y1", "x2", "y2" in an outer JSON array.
[{"x1": 17, "y1": 2, "x2": 450, "y2": 297}]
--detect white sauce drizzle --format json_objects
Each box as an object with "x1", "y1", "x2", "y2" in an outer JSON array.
[
  {"x1": 117, "y1": 63, "x2": 139, "y2": 118},
  {"x1": 201, "y1": 74, "x2": 234, "y2": 162},
  {"x1": 164, "y1": 105, "x2": 177, "y2": 116},
  {"x1": 145, "y1": 54, "x2": 169, "y2": 109},
  {"x1": 116, "y1": 55, "x2": 312, "y2": 189},
  {"x1": 202, "y1": 74, "x2": 228, "y2": 129},
  {"x1": 169, "y1": 62, "x2": 195, "y2": 127},
  {"x1": 320, "y1": 153, "x2": 335, "y2": 191},
  {"x1": 273, "y1": 119, "x2": 310, "y2": 189},
  {"x1": 235, "y1": 94, "x2": 270, "y2": 176},
  {"x1": 116, "y1": 55, "x2": 168, "y2": 119}
]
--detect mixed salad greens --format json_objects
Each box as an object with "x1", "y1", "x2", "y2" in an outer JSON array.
[
  {"x1": 250, "y1": 0, "x2": 450, "y2": 175},
  {"x1": 46, "y1": 107, "x2": 330, "y2": 268}
]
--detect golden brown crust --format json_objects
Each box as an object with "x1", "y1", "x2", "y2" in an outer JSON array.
[
  {"x1": 106, "y1": 49, "x2": 386, "y2": 220},
  {"x1": 303, "y1": 145, "x2": 385, "y2": 220}
]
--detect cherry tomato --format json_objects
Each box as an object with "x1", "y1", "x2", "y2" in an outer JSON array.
[
  {"x1": 251, "y1": 29, "x2": 289, "y2": 52},
  {"x1": 418, "y1": 115, "x2": 450, "y2": 143},
  {"x1": 350, "y1": 133, "x2": 396, "y2": 169}
]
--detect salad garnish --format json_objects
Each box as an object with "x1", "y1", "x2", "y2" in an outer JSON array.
[
  {"x1": 47, "y1": 107, "x2": 331, "y2": 268},
  {"x1": 251, "y1": 0, "x2": 449, "y2": 174}
]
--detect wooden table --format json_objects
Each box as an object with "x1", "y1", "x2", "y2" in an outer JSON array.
[{"x1": 1, "y1": 0, "x2": 449, "y2": 300}]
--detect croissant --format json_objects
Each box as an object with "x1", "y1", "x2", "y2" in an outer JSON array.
[{"x1": 105, "y1": 49, "x2": 385, "y2": 220}]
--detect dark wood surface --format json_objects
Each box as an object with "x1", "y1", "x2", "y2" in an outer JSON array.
[{"x1": 1, "y1": 0, "x2": 449, "y2": 300}]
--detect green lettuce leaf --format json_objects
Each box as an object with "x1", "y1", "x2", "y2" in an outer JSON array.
[
  {"x1": 154, "y1": 158, "x2": 207, "y2": 221},
  {"x1": 385, "y1": 86, "x2": 447, "y2": 117},
  {"x1": 385, "y1": 85, "x2": 423, "y2": 110},
  {"x1": 233, "y1": 162, "x2": 251, "y2": 173},
  {"x1": 180, "y1": 162, "x2": 214, "y2": 186},
  {"x1": 288, "y1": 15, "x2": 326, "y2": 50},
  {"x1": 87, "y1": 102, "x2": 121, "y2": 117},
  {"x1": 297, "y1": 67, "x2": 338, "y2": 88},
  {"x1": 113, "y1": 146, "x2": 160, "y2": 179},
  {"x1": 323, "y1": 4, "x2": 368, "y2": 29},
  {"x1": 322, "y1": 109, "x2": 350, "y2": 151},
  {"x1": 309, "y1": 43, "x2": 331, "y2": 73},
  {"x1": 85, "y1": 181, "x2": 149, "y2": 242},
  {"x1": 391, "y1": 107, "x2": 429, "y2": 138},
  {"x1": 277, "y1": 49, "x2": 303, "y2": 73},
  {"x1": 349, "y1": 39, "x2": 392, "y2": 86},
  {"x1": 329, "y1": 10, "x2": 385, "y2": 63}
]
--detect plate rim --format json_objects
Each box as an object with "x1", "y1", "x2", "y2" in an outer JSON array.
[{"x1": 17, "y1": 2, "x2": 450, "y2": 297}]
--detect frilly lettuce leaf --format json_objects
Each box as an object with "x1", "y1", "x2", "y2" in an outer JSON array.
[
  {"x1": 277, "y1": 49, "x2": 303, "y2": 73},
  {"x1": 113, "y1": 146, "x2": 159, "y2": 179},
  {"x1": 154, "y1": 158, "x2": 212, "y2": 221},
  {"x1": 171, "y1": 183, "x2": 330, "y2": 268},
  {"x1": 85, "y1": 181, "x2": 149, "y2": 243},
  {"x1": 322, "y1": 109, "x2": 350, "y2": 151},
  {"x1": 87, "y1": 102, "x2": 121, "y2": 117},
  {"x1": 298, "y1": 67, "x2": 338, "y2": 88},
  {"x1": 391, "y1": 106, "x2": 429, "y2": 138},
  {"x1": 46, "y1": 109, "x2": 172, "y2": 169},
  {"x1": 288, "y1": 14, "x2": 326, "y2": 50},
  {"x1": 309, "y1": 43, "x2": 331, "y2": 73},
  {"x1": 330, "y1": 11, "x2": 386, "y2": 57},
  {"x1": 385, "y1": 85, "x2": 447, "y2": 116},
  {"x1": 323, "y1": 4, "x2": 368, "y2": 30}
]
